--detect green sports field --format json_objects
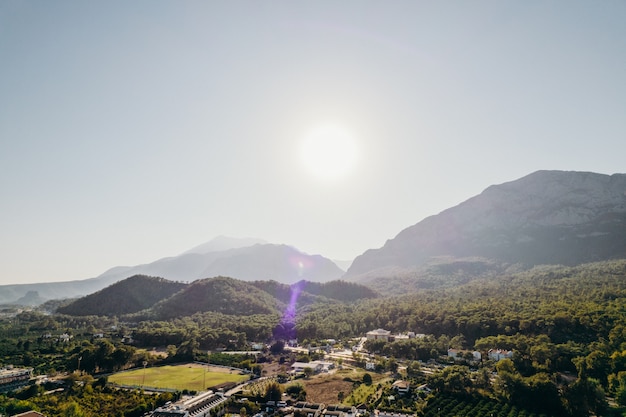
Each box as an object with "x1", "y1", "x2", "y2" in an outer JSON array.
[{"x1": 108, "y1": 363, "x2": 248, "y2": 391}]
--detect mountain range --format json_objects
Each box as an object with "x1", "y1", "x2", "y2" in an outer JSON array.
[
  {"x1": 2, "y1": 170, "x2": 625, "y2": 304},
  {"x1": 346, "y1": 170, "x2": 626, "y2": 287},
  {"x1": 0, "y1": 238, "x2": 344, "y2": 304}
]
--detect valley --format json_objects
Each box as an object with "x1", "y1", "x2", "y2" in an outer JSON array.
[
  {"x1": 1, "y1": 259, "x2": 626, "y2": 416},
  {"x1": 1, "y1": 170, "x2": 626, "y2": 417}
]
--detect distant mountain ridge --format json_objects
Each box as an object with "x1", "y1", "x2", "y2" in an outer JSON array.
[
  {"x1": 182, "y1": 236, "x2": 267, "y2": 255},
  {"x1": 0, "y1": 237, "x2": 345, "y2": 304},
  {"x1": 5, "y1": 170, "x2": 625, "y2": 304},
  {"x1": 347, "y1": 170, "x2": 626, "y2": 279},
  {"x1": 94, "y1": 243, "x2": 343, "y2": 283}
]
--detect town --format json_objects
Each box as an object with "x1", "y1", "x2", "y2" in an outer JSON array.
[{"x1": 0, "y1": 326, "x2": 530, "y2": 417}]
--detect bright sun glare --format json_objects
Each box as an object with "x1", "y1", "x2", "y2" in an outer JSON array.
[{"x1": 299, "y1": 124, "x2": 358, "y2": 181}]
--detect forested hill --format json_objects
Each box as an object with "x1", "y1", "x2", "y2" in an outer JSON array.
[
  {"x1": 57, "y1": 275, "x2": 379, "y2": 319},
  {"x1": 294, "y1": 259, "x2": 626, "y2": 346},
  {"x1": 56, "y1": 275, "x2": 187, "y2": 316},
  {"x1": 250, "y1": 279, "x2": 379, "y2": 304},
  {"x1": 150, "y1": 276, "x2": 283, "y2": 319}
]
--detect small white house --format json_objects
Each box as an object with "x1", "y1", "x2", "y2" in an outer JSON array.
[{"x1": 488, "y1": 349, "x2": 513, "y2": 361}]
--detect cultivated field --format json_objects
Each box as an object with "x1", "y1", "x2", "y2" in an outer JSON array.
[
  {"x1": 296, "y1": 369, "x2": 390, "y2": 404},
  {"x1": 108, "y1": 363, "x2": 248, "y2": 392}
]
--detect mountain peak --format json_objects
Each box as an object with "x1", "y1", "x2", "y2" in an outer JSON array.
[
  {"x1": 347, "y1": 170, "x2": 626, "y2": 277},
  {"x1": 182, "y1": 236, "x2": 267, "y2": 255}
]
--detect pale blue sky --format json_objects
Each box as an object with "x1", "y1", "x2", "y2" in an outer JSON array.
[{"x1": 1, "y1": 1, "x2": 625, "y2": 284}]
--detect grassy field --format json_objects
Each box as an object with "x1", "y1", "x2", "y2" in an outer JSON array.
[{"x1": 108, "y1": 363, "x2": 248, "y2": 392}]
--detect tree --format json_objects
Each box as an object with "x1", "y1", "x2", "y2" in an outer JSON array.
[
  {"x1": 362, "y1": 373, "x2": 373, "y2": 385},
  {"x1": 563, "y1": 378, "x2": 608, "y2": 417},
  {"x1": 429, "y1": 365, "x2": 472, "y2": 394},
  {"x1": 62, "y1": 401, "x2": 86, "y2": 417},
  {"x1": 286, "y1": 383, "x2": 306, "y2": 401},
  {"x1": 474, "y1": 367, "x2": 491, "y2": 389},
  {"x1": 388, "y1": 357, "x2": 399, "y2": 373},
  {"x1": 175, "y1": 338, "x2": 199, "y2": 361},
  {"x1": 449, "y1": 334, "x2": 467, "y2": 350},
  {"x1": 166, "y1": 345, "x2": 177, "y2": 358},
  {"x1": 585, "y1": 350, "x2": 611, "y2": 385},
  {"x1": 406, "y1": 361, "x2": 421, "y2": 379},
  {"x1": 270, "y1": 341, "x2": 285, "y2": 354},
  {"x1": 265, "y1": 381, "x2": 283, "y2": 402}
]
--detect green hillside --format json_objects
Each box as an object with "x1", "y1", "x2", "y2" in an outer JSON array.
[
  {"x1": 56, "y1": 275, "x2": 187, "y2": 316},
  {"x1": 152, "y1": 276, "x2": 283, "y2": 319},
  {"x1": 250, "y1": 279, "x2": 378, "y2": 306},
  {"x1": 297, "y1": 279, "x2": 379, "y2": 301}
]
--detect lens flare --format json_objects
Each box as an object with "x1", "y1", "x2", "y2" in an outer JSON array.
[{"x1": 273, "y1": 281, "x2": 306, "y2": 341}]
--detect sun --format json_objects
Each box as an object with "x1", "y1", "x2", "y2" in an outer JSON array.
[{"x1": 299, "y1": 124, "x2": 358, "y2": 181}]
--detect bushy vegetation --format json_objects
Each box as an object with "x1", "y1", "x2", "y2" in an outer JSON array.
[{"x1": 0, "y1": 376, "x2": 177, "y2": 417}]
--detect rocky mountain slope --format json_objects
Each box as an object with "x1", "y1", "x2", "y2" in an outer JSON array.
[{"x1": 346, "y1": 170, "x2": 626, "y2": 279}]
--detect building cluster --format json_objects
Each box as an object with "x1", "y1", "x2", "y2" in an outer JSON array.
[
  {"x1": 365, "y1": 329, "x2": 425, "y2": 342},
  {"x1": 41, "y1": 332, "x2": 73, "y2": 343},
  {"x1": 0, "y1": 366, "x2": 33, "y2": 393},
  {"x1": 366, "y1": 328, "x2": 514, "y2": 363},
  {"x1": 446, "y1": 348, "x2": 513, "y2": 362},
  {"x1": 292, "y1": 402, "x2": 366, "y2": 417},
  {"x1": 486, "y1": 349, "x2": 514, "y2": 361}
]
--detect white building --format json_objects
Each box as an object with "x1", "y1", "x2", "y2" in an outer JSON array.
[
  {"x1": 366, "y1": 329, "x2": 392, "y2": 341},
  {"x1": 488, "y1": 349, "x2": 513, "y2": 361},
  {"x1": 0, "y1": 367, "x2": 33, "y2": 393},
  {"x1": 291, "y1": 360, "x2": 334, "y2": 374}
]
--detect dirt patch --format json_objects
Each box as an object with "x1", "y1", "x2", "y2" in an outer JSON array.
[
  {"x1": 261, "y1": 361, "x2": 292, "y2": 377},
  {"x1": 299, "y1": 375, "x2": 355, "y2": 404},
  {"x1": 150, "y1": 348, "x2": 169, "y2": 358}
]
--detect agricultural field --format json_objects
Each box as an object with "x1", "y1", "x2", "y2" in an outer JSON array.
[
  {"x1": 423, "y1": 394, "x2": 555, "y2": 417},
  {"x1": 295, "y1": 369, "x2": 389, "y2": 404},
  {"x1": 108, "y1": 363, "x2": 248, "y2": 392}
]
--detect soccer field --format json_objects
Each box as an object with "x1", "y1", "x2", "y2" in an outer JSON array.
[{"x1": 108, "y1": 363, "x2": 249, "y2": 391}]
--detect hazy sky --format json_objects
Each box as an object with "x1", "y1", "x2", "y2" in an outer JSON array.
[{"x1": 1, "y1": 1, "x2": 625, "y2": 285}]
